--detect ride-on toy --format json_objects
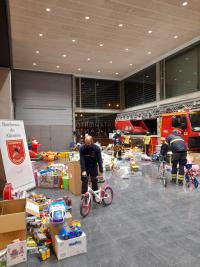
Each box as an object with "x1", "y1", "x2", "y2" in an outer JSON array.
[
  {"x1": 185, "y1": 163, "x2": 199, "y2": 189},
  {"x1": 80, "y1": 176, "x2": 113, "y2": 218},
  {"x1": 59, "y1": 225, "x2": 82, "y2": 240}
]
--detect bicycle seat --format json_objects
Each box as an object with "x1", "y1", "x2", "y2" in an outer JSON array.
[
  {"x1": 98, "y1": 178, "x2": 105, "y2": 183},
  {"x1": 185, "y1": 163, "x2": 192, "y2": 170}
]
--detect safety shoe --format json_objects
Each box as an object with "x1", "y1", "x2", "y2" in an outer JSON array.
[
  {"x1": 170, "y1": 178, "x2": 176, "y2": 184},
  {"x1": 178, "y1": 180, "x2": 183, "y2": 186}
]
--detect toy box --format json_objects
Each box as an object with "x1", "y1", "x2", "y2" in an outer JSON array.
[
  {"x1": 54, "y1": 232, "x2": 87, "y2": 260},
  {"x1": 0, "y1": 199, "x2": 26, "y2": 250},
  {"x1": 7, "y1": 240, "x2": 27, "y2": 267},
  {"x1": 0, "y1": 249, "x2": 7, "y2": 267},
  {"x1": 26, "y1": 198, "x2": 48, "y2": 218}
]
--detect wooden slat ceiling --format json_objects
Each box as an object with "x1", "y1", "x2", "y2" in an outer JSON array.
[{"x1": 9, "y1": 0, "x2": 200, "y2": 79}]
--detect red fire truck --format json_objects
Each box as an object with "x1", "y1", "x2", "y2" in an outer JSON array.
[
  {"x1": 115, "y1": 119, "x2": 149, "y2": 134},
  {"x1": 160, "y1": 109, "x2": 200, "y2": 149}
]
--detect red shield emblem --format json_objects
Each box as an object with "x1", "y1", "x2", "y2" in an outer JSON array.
[{"x1": 6, "y1": 139, "x2": 26, "y2": 165}]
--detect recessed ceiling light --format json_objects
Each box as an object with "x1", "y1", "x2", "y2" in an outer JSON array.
[
  {"x1": 185, "y1": 57, "x2": 189, "y2": 60},
  {"x1": 129, "y1": 63, "x2": 133, "y2": 66},
  {"x1": 174, "y1": 78, "x2": 177, "y2": 81},
  {"x1": 99, "y1": 43, "x2": 103, "y2": 47},
  {"x1": 108, "y1": 103, "x2": 111, "y2": 107},
  {"x1": 115, "y1": 72, "x2": 119, "y2": 75},
  {"x1": 78, "y1": 68, "x2": 81, "y2": 71},
  {"x1": 116, "y1": 104, "x2": 119, "y2": 107},
  {"x1": 72, "y1": 39, "x2": 76, "y2": 42},
  {"x1": 97, "y1": 70, "x2": 101, "y2": 73},
  {"x1": 39, "y1": 33, "x2": 43, "y2": 37},
  {"x1": 33, "y1": 62, "x2": 37, "y2": 66},
  {"x1": 118, "y1": 23, "x2": 123, "y2": 27},
  {"x1": 87, "y1": 58, "x2": 91, "y2": 61},
  {"x1": 148, "y1": 30, "x2": 152, "y2": 34},
  {"x1": 85, "y1": 16, "x2": 90, "y2": 20},
  {"x1": 46, "y1": 8, "x2": 51, "y2": 12},
  {"x1": 125, "y1": 48, "x2": 129, "y2": 51},
  {"x1": 62, "y1": 54, "x2": 66, "y2": 58},
  {"x1": 35, "y1": 50, "x2": 39, "y2": 54},
  {"x1": 56, "y1": 65, "x2": 60, "y2": 69},
  {"x1": 182, "y1": 2, "x2": 188, "y2": 6},
  {"x1": 147, "y1": 51, "x2": 152, "y2": 55},
  {"x1": 194, "y1": 72, "x2": 197, "y2": 75},
  {"x1": 146, "y1": 75, "x2": 149, "y2": 78},
  {"x1": 174, "y1": 35, "x2": 178, "y2": 39},
  {"x1": 109, "y1": 60, "x2": 113, "y2": 64},
  {"x1": 179, "y1": 69, "x2": 182, "y2": 72}
]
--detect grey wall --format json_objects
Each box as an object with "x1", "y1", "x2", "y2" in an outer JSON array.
[
  {"x1": 0, "y1": 68, "x2": 13, "y2": 119},
  {"x1": 12, "y1": 70, "x2": 73, "y2": 151}
]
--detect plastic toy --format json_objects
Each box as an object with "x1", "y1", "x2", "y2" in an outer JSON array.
[
  {"x1": 71, "y1": 220, "x2": 81, "y2": 227},
  {"x1": 59, "y1": 225, "x2": 82, "y2": 240},
  {"x1": 39, "y1": 247, "x2": 50, "y2": 261},
  {"x1": 3, "y1": 183, "x2": 13, "y2": 200},
  {"x1": 28, "y1": 138, "x2": 42, "y2": 161},
  {"x1": 27, "y1": 237, "x2": 37, "y2": 248},
  {"x1": 49, "y1": 201, "x2": 66, "y2": 224}
]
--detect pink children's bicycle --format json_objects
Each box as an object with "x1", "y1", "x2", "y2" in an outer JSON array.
[{"x1": 80, "y1": 176, "x2": 113, "y2": 217}]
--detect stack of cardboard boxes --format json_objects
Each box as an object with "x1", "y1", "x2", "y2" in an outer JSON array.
[{"x1": 0, "y1": 199, "x2": 27, "y2": 266}]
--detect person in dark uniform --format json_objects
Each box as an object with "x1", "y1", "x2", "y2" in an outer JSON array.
[
  {"x1": 80, "y1": 135, "x2": 103, "y2": 195},
  {"x1": 161, "y1": 129, "x2": 187, "y2": 185},
  {"x1": 112, "y1": 130, "x2": 122, "y2": 159}
]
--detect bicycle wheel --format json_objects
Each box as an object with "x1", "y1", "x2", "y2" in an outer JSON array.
[
  {"x1": 102, "y1": 187, "x2": 113, "y2": 206},
  {"x1": 193, "y1": 177, "x2": 199, "y2": 189},
  {"x1": 163, "y1": 176, "x2": 167, "y2": 187},
  {"x1": 80, "y1": 195, "x2": 92, "y2": 217}
]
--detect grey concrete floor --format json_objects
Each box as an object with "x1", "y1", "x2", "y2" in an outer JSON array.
[{"x1": 19, "y1": 160, "x2": 200, "y2": 267}]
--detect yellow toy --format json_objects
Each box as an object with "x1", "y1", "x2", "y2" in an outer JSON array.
[
  {"x1": 130, "y1": 161, "x2": 139, "y2": 171},
  {"x1": 71, "y1": 220, "x2": 81, "y2": 227}
]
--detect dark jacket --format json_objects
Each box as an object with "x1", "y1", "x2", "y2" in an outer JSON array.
[
  {"x1": 79, "y1": 144, "x2": 103, "y2": 177},
  {"x1": 112, "y1": 133, "x2": 122, "y2": 145},
  {"x1": 166, "y1": 133, "x2": 187, "y2": 153}
]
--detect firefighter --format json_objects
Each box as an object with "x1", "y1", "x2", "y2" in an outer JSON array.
[
  {"x1": 79, "y1": 135, "x2": 103, "y2": 196},
  {"x1": 112, "y1": 130, "x2": 122, "y2": 159},
  {"x1": 161, "y1": 129, "x2": 187, "y2": 185},
  {"x1": 143, "y1": 132, "x2": 151, "y2": 156}
]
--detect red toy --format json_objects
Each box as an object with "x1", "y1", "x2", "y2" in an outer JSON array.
[{"x1": 3, "y1": 183, "x2": 13, "y2": 200}]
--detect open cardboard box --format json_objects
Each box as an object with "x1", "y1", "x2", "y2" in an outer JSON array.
[
  {"x1": 26, "y1": 198, "x2": 48, "y2": 217},
  {"x1": 0, "y1": 199, "x2": 26, "y2": 250}
]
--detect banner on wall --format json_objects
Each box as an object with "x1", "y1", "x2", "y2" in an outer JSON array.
[{"x1": 0, "y1": 120, "x2": 36, "y2": 192}]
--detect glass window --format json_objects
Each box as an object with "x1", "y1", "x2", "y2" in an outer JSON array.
[
  {"x1": 124, "y1": 65, "x2": 156, "y2": 108},
  {"x1": 78, "y1": 78, "x2": 120, "y2": 109},
  {"x1": 165, "y1": 46, "x2": 199, "y2": 98}
]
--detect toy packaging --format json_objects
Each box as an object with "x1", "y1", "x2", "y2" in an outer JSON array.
[
  {"x1": 54, "y1": 232, "x2": 87, "y2": 260},
  {"x1": 7, "y1": 240, "x2": 27, "y2": 267},
  {"x1": 0, "y1": 249, "x2": 7, "y2": 267}
]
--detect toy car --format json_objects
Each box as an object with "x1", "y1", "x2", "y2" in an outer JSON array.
[
  {"x1": 49, "y1": 201, "x2": 66, "y2": 224},
  {"x1": 59, "y1": 225, "x2": 82, "y2": 240}
]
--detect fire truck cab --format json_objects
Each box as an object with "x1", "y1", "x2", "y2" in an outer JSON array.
[{"x1": 161, "y1": 110, "x2": 200, "y2": 149}]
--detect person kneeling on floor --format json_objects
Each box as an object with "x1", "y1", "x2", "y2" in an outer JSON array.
[
  {"x1": 79, "y1": 135, "x2": 103, "y2": 199},
  {"x1": 160, "y1": 129, "x2": 187, "y2": 186}
]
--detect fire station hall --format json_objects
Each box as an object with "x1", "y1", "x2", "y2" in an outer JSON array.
[{"x1": 1, "y1": 1, "x2": 200, "y2": 267}]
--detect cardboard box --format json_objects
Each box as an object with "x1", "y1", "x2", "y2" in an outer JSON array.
[
  {"x1": 7, "y1": 240, "x2": 27, "y2": 266},
  {"x1": 26, "y1": 198, "x2": 48, "y2": 217},
  {"x1": 68, "y1": 161, "x2": 81, "y2": 196},
  {"x1": 0, "y1": 199, "x2": 26, "y2": 250},
  {"x1": 54, "y1": 233, "x2": 87, "y2": 260}
]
